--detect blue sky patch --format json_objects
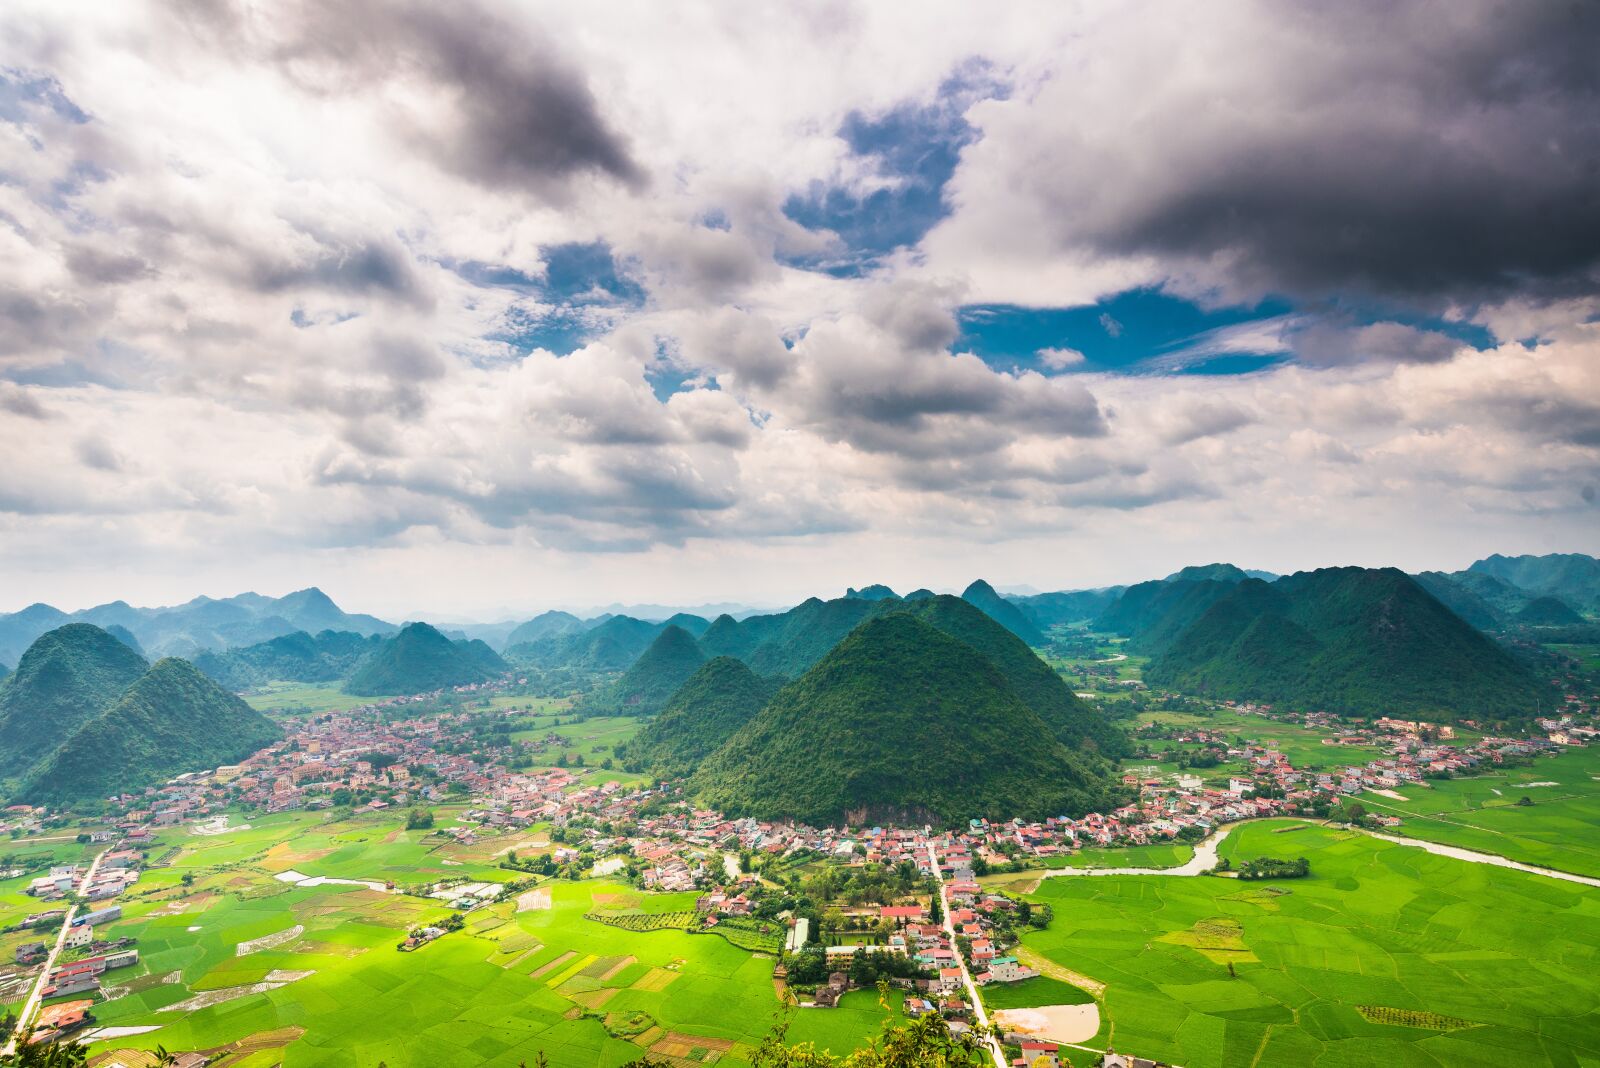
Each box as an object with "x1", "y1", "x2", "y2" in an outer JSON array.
[
  {"x1": 453, "y1": 241, "x2": 646, "y2": 355},
  {"x1": 958, "y1": 288, "x2": 1498, "y2": 376},
  {"x1": 782, "y1": 63, "x2": 1003, "y2": 276}
]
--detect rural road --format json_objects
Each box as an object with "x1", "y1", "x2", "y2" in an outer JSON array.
[
  {"x1": 1039, "y1": 817, "x2": 1600, "y2": 888},
  {"x1": 926, "y1": 840, "x2": 1007, "y2": 1068},
  {"x1": 3, "y1": 847, "x2": 109, "y2": 1055},
  {"x1": 1095, "y1": 652, "x2": 1129, "y2": 664}
]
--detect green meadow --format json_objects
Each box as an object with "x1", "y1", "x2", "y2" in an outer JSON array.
[
  {"x1": 1015, "y1": 821, "x2": 1600, "y2": 1068},
  {"x1": 62, "y1": 809, "x2": 891, "y2": 1067},
  {"x1": 1358, "y1": 744, "x2": 1600, "y2": 878},
  {"x1": 242, "y1": 685, "x2": 377, "y2": 716}
]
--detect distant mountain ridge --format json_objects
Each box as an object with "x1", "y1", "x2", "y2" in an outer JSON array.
[
  {"x1": 194, "y1": 630, "x2": 385, "y2": 691},
  {"x1": 1467, "y1": 553, "x2": 1600, "y2": 613},
  {"x1": 0, "y1": 587, "x2": 396, "y2": 667}
]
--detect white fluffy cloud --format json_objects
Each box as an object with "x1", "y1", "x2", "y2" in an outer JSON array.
[{"x1": 0, "y1": 0, "x2": 1595, "y2": 615}]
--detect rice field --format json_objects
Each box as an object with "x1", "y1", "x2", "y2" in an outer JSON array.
[
  {"x1": 58, "y1": 809, "x2": 891, "y2": 1068},
  {"x1": 1013, "y1": 820, "x2": 1600, "y2": 1067}
]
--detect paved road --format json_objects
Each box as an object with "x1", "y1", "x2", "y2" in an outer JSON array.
[
  {"x1": 2, "y1": 847, "x2": 109, "y2": 1055},
  {"x1": 926, "y1": 839, "x2": 1007, "y2": 1068}
]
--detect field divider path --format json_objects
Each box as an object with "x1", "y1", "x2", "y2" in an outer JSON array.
[
  {"x1": 3, "y1": 846, "x2": 110, "y2": 1056},
  {"x1": 927, "y1": 839, "x2": 1007, "y2": 1068}
]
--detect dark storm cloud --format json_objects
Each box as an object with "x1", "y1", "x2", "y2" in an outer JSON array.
[
  {"x1": 169, "y1": 0, "x2": 641, "y2": 196},
  {"x1": 1017, "y1": 1, "x2": 1600, "y2": 308}
]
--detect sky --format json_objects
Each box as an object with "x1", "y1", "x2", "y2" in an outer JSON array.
[{"x1": 1, "y1": 1, "x2": 1598, "y2": 619}]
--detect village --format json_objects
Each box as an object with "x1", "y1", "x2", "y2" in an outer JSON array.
[{"x1": 1, "y1": 683, "x2": 1594, "y2": 1064}]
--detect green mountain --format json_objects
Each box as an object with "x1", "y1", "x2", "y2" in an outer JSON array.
[
  {"x1": 20, "y1": 658, "x2": 282, "y2": 803},
  {"x1": 0, "y1": 604, "x2": 74, "y2": 671},
  {"x1": 621, "y1": 657, "x2": 784, "y2": 777},
  {"x1": 689, "y1": 614, "x2": 1120, "y2": 827},
  {"x1": 1469, "y1": 553, "x2": 1600, "y2": 612},
  {"x1": 1411, "y1": 572, "x2": 1506, "y2": 631},
  {"x1": 0, "y1": 624, "x2": 150, "y2": 779},
  {"x1": 888, "y1": 595, "x2": 1126, "y2": 758},
  {"x1": 1095, "y1": 578, "x2": 1235, "y2": 647},
  {"x1": 845, "y1": 585, "x2": 901, "y2": 601},
  {"x1": 1516, "y1": 596, "x2": 1586, "y2": 626},
  {"x1": 904, "y1": 588, "x2": 936, "y2": 601},
  {"x1": 961, "y1": 580, "x2": 1045, "y2": 645},
  {"x1": 1145, "y1": 568, "x2": 1546, "y2": 720},
  {"x1": 1007, "y1": 587, "x2": 1124, "y2": 628},
  {"x1": 345, "y1": 622, "x2": 508, "y2": 696},
  {"x1": 581, "y1": 625, "x2": 707, "y2": 715},
  {"x1": 502, "y1": 611, "x2": 588, "y2": 649},
  {"x1": 505, "y1": 614, "x2": 702, "y2": 672},
  {"x1": 740, "y1": 597, "x2": 891, "y2": 677},
  {"x1": 194, "y1": 630, "x2": 383, "y2": 690},
  {"x1": 1163, "y1": 563, "x2": 1257, "y2": 584}
]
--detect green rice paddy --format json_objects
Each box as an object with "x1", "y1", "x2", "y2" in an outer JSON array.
[
  {"x1": 1015, "y1": 820, "x2": 1600, "y2": 1068},
  {"x1": 1359, "y1": 744, "x2": 1600, "y2": 878},
  {"x1": 56, "y1": 809, "x2": 891, "y2": 1067}
]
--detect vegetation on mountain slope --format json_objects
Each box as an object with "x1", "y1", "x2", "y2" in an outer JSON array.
[
  {"x1": 581, "y1": 625, "x2": 707, "y2": 715},
  {"x1": 21, "y1": 658, "x2": 282, "y2": 802},
  {"x1": 344, "y1": 622, "x2": 508, "y2": 696},
  {"x1": 0, "y1": 624, "x2": 149, "y2": 779},
  {"x1": 960, "y1": 579, "x2": 1044, "y2": 645},
  {"x1": 194, "y1": 629, "x2": 383, "y2": 690},
  {"x1": 1145, "y1": 568, "x2": 1547, "y2": 719},
  {"x1": 690, "y1": 615, "x2": 1122, "y2": 826},
  {"x1": 887, "y1": 595, "x2": 1126, "y2": 758},
  {"x1": 620, "y1": 656, "x2": 785, "y2": 777}
]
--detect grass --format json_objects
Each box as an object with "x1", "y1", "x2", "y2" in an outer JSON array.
[
  {"x1": 242, "y1": 683, "x2": 374, "y2": 715},
  {"x1": 73, "y1": 808, "x2": 895, "y2": 1068},
  {"x1": 1134, "y1": 707, "x2": 1389, "y2": 771},
  {"x1": 1013, "y1": 820, "x2": 1600, "y2": 1068},
  {"x1": 981, "y1": 975, "x2": 1094, "y2": 1009},
  {"x1": 1356, "y1": 744, "x2": 1600, "y2": 878}
]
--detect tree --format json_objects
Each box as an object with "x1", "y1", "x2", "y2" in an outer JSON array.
[
  {"x1": 0, "y1": 1032, "x2": 89, "y2": 1068},
  {"x1": 406, "y1": 809, "x2": 435, "y2": 830},
  {"x1": 1516, "y1": 795, "x2": 1534, "y2": 807}
]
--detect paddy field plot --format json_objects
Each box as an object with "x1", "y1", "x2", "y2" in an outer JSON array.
[
  {"x1": 1015, "y1": 820, "x2": 1600, "y2": 1068},
  {"x1": 1359, "y1": 744, "x2": 1600, "y2": 878},
  {"x1": 76, "y1": 811, "x2": 893, "y2": 1068}
]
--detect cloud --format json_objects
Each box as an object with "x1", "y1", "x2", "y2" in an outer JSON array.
[
  {"x1": 1037, "y1": 346, "x2": 1085, "y2": 370},
  {"x1": 164, "y1": 0, "x2": 641, "y2": 197},
  {"x1": 927, "y1": 1, "x2": 1600, "y2": 310}
]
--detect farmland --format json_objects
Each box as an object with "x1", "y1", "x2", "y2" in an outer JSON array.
[
  {"x1": 52, "y1": 810, "x2": 890, "y2": 1068},
  {"x1": 1014, "y1": 820, "x2": 1600, "y2": 1068},
  {"x1": 1357, "y1": 743, "x2": 1600, "y2": 879}
]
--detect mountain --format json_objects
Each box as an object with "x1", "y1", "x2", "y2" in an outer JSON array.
[
  {"x1": 1144, "y1": 568, "x2": 1547, "y2": 720},
  {"x1": 0, "y1": 589, "x2": 395, "y2": 665},
  {"x1": 581, "y1": 625, "x2": 707, "y2": 715},
  {"x1": 1163, "y1": 563, "x2": 1260, "y2": 584},
  {"x1": 194, "y1": 630, "x2": 385, "y2": 690},
  {"x1": 1411, "y1": 572, "x2": 1507, "y2": 631},
  {"x1": 503, "y1": 611, "x2": 588, "y2": 649},
  {"x1": 904, "y1": 588, "x2": 936, "y2": 601},
  {"x1": 690, "y1": 597, "x2": 890, "y2": 679},
  {"x1": 1469, "y1": 553, "x2": 1600, "y2": 612},
  {"x1": 1516, "y1": 596, "x2": 1586, "y2": 626},
  {"x1": 690, "y1": 615, "x2": 1120, "y2": 827},
  {"x1": 504, "y1": 614, "x2": 707, "y2": 672},
  {"x1": 1006, "y1": 587, "x2": 1124, "y2": 629},
  {"x1": 103, "y1": 624, "x2": 146, "y2": 658},
  {"x1": 1094, "y1": 578, "x2": 1235, "y2": 646},
  {"x1": 889, "y1": 595, "x2": 1126, "y2": 758},
  {"x1": 0, "y1": 604, "x2": 73, "y2": 668},
  {"x1": 845, "y1": 585, "x2": 901, "y2": 601},
  {"x1": 620, "y1": 657, "x2": 785, "y2": 778},
  {"x1": 961, "y1": 580, "x2": 1045, "y2": 645},
  {"x1": 20, "y1": 658, "x2": 281, "y2": 803},
  {"x1": 344, "y1": 622, "x2": 509, "y2": 696},
  {"x1": 0, "y1": 624, "x2": 150, "y2": 780}
]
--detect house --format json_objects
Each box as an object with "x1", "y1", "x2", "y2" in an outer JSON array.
[
  {"x1": 14, "y1": 942, "x2": 46, "y2": 964},
  {"x1": 980, "y1": 956, "x2": 1037, "y2": 984},
  {"x1": 64, "y1": 923, "x2": 93, "y2": 948}
]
